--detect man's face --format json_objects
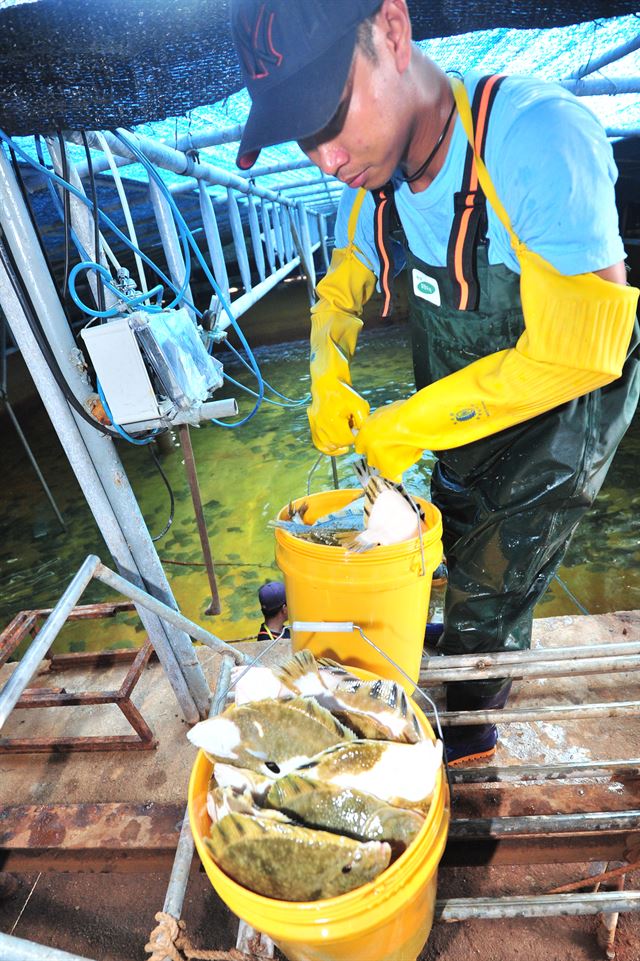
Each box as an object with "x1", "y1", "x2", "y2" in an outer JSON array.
[{"x1": 297, "y1": 35, "x2": 410, "y2": 191}]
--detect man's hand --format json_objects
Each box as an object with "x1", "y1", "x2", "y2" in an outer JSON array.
[
  {"x1": 354, "y1": 399, "x2": 425, "y2": 481},
  {"x1": 307, "y1": 374, "x2": 370, "y2": 455}
]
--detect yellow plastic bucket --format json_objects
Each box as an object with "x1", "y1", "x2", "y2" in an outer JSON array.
[
  {"x1": 188, "y1": 675, "x2": 450, "y2": 961},
  {"x1": 274, "y1": 489, "x2": 443, "y2": 686}
]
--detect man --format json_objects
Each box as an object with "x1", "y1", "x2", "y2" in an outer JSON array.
[
  {"x1": 231, "y1": 0, "x2": 640, "y2": 763},
  {"x1": 257, "y1": 581, "x2": 291, "y2": 642}
]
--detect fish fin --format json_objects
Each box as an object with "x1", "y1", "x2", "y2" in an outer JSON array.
[
  {"x1": 285, "y1": 696, "x2": 356, "y2": 741},
  {"x1": 333, "y1": 529, "x2": 380, "y2": 553},
  {"x1": 266, "y1": 773, "x2": 322, "y2": 810},
  {"x1": 274, "y1": 650, "x2": 323, "y2": 687}
]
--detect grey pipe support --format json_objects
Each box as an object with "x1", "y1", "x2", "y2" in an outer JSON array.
[
  {"x1": 247, "y1": 195, "x2": 266, "y2": 282},
  {"x1": 0, "y1": 150, "x2": 208, "y2": 722},
  {"x1": 440, "y1": 700, "x2": 640, "y2": 726},
  {"x1": 450, "y1": 810, "x2": 640, "y2": 838},
  {"x1": 566, "y1": 35, "x2": 640, "y2": 80},
  {"x1": 156, "y1": 653, "x2": 236, "y2": 961},
  {"x1": 198, "y1": 182, "x2": 230, "y2": 303},
  {"x1": 560, "y1": 76, "x2": 640, "y2": 96},
  {"x1": 220, "y1": 246, "x2": 320, "y2": 327},
  {"x1": 79, "y1": 129, "x2": 295, "y2": 206},
  {"x1": 149, "y1": 178, "x2": 195, "y2": 320},
  {"x1": 296, "y1": 201, "x2": 317, "y2": 293},
  {"x1": 318, "y1": 213, "x2": 330, "y2": 272},
  {"x1": 0, "y1": 933, "x2": 97, "y2": 961},
  {"x1": 94, "y1": 562, "x2": 246, "y2": 665},
  {"x1": 419, "y1": 654, "x2": 640, "y2": 684},
  {"x1": 0, "y1": 555, "x2": 100, "y2": 728},
  {"x1": 46, "y1": 137, "x2": 118, "y2": 312},
  {"x1": 272, "y1": 203, "x2": 286, "y2": 267},
  {"x1": 422, "y1": 639, "x2": 640, "y2": 671},
  {"x1": 3, "y1": 397, "x2": 66, "y2": 531},
  {"x1": 261, "y1": 200, "x2": 276, "y2": 274},
  {"x1": 227, "y1": 188, "x2": 252, "y2": 293},
  {"x1": 451, "y1": 759, "x2": 640, "y2": 784},
  {"x1": 436, "y1": 891, "x2": 640, "y2": 923}
]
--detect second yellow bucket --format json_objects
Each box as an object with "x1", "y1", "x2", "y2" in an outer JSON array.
[{"x1": 274, "y1": 489, "x2": 443, "y2": 686}]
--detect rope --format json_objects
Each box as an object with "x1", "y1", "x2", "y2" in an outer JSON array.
[{"x1": 145, "y1": 912, "x2": 272, "y2": 961}]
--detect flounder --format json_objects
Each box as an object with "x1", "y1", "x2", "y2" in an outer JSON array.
[
  {"x1": 295, "y1": 738, "x2": 443, "y2": 815},
  {"x1": 207, "y1": 784, "x2": 291, "y2": 825},
  {"x1": 265, "y1": 774, "x2": 424, "y2": 853},
  {"x1": 187, "y1": 697, "x2": 355, "y2": 777},
  {"x1": 213, "y1": 763, "x2": 275, "y2": 802},
  {"x1": 206, "y1": 813, "x2": 391, "y2": 901},
  {"x1": 276, "y1": 651, "x2": 423, "y2": 743}
]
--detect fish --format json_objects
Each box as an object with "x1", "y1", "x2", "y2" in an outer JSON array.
[
  {"x1": 187, "y1": 697, "x2": 356, "y2": 777},
  {"x1": 265, "y1": 775, "x2": 424, "y2": 854},
  {"x1": 340, "y1": 459, "x2": 425, "y2": 552},
  {"x1": 276, "y1": 651, "x2": 423, "y2": 743},
  {"x1": 213, "y1": 763, "x2": 275, "y2": 802},
  {"x1": 269, "y1": 497, "x2": 366, "y2": 546},
  {"x1": 294, "y1": 738, "x2": 443, "y2": 815},
  {"x1": 231, "y1": 665, "x2": 292, "y2": 706},
  {"x1": 207, "y1": 784, "x2": 291, "y2": 825},
  {"x1": 206, "y1": 813, "x2": 391, "y2": 901}
]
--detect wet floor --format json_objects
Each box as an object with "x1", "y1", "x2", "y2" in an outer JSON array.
[{"x1": 1, "y1": 324, "x2": 638, "y2": 654}]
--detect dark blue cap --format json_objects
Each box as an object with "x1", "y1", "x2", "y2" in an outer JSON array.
[
  {"x1": 258, "y1": 580, "x2": 286, "y2": 611},
  {"x1": 230, "y1": 0, "x2": 382, "y2": 169}
]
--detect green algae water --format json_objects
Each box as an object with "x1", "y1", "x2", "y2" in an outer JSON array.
[{"x1": 1, "y1": 325, "x2": 639, "y2": 656}]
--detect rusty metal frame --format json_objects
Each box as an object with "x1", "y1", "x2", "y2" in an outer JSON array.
[{"x1": 0, "y1": 600, "x2": 157, "y2": 754}]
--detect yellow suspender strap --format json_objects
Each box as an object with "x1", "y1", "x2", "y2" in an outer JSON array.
[
  {"x1": 450, "y1": 77, "x2": 521, "y2": 253},
  {"x1": 347, "y1": 188, "x2": 368, "y2": 244}
]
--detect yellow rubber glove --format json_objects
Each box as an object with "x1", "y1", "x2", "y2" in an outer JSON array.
[
  {"x1": 355, "y1": 251, "x2": 639, "y2": 480},
  {"x1": 308, "y1": 245, "x2": 378, "y2": 454}
]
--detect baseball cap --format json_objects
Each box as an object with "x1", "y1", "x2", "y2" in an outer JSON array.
[
  {"x1": 258, "y1": 580, "x2": 287, "y2": 612},
  {"x1": 230, "y1": 0, "x2": 382, "y2": 169}
]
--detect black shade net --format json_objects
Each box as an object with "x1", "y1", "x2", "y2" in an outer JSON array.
[{"x1": 0, "y1": 0, "x2": 639, "y2": 136}]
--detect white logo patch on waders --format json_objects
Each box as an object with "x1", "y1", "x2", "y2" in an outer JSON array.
[{"x1": 412, "y1": 269, "x2": 441, "y2": 306}]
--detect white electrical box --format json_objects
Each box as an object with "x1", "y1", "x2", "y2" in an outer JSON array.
[{"x1": 81, "y1": 317, "x2": 161, "y2": 425}]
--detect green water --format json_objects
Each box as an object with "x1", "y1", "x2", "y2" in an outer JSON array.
[{"x1": 1, "y1": 324, "x2": 639, "y2": 655}]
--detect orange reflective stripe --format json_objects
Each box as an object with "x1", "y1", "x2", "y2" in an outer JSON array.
[{"x1": 375, "y1": 189, "x2": 393, "y2": 316}]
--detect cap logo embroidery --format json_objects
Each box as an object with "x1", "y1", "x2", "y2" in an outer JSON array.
[{"x1": 239, "y1": 4, "x2": 283, "y2": 81}]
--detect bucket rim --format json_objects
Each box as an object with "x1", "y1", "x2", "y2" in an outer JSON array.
[{"x1": 274, "y1": 489, "x2": 443, "y2": 560}]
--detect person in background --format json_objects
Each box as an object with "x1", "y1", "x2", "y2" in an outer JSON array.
[
  {"x1": 257, "y1": 581, "x2": 291, "y2": 642},
  {"x1": 231, "y1": 0, "x2": 640, "y2": 763}
]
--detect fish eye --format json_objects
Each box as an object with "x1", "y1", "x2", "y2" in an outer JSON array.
[
  {"x1": 341, "y1": 864, "x2": 352, "y2": 874},
  {"x1": 265, "y1": 761, "x2": 281, "y2": 774}
]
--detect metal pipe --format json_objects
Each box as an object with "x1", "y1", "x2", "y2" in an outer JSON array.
[
  {"x1": 419, "y1": 654, "x2": 640, "y2": 685},
  {"x1": 94, "y1": 562, "x2": 245, "y2": 664},
  {"x1": 46, "y1": 137, "x2": 118, "y2": 312},
  {"x1": 3, "y1": 397, "x2": 66, "y2": 531},
  {"x1": 560, "y1": 77, "x2": 640, "y2": 96},
  {"x1": 451, "y1": 758, "x2": 640, "y2": 785},
  {"x1": 318, "y1": 213, "x2": 330, "y2": 272},
  {"x1": 261, "y1": 200, "x2": 276, "y2": 274},
  {"x1": 221, "y1": 242, "x2": 321, "y2": 325},
  {"x1": 566, "y1": 35, "x2": 640, "y2": 80},
  {"x1": 0, "y1": 555, "x2": 99, "y2": 728},
  {"x1": 156, "y1": 653, "x2": 235, "y2": 961},
  {"x1": 177, "y1": 424, "x2": 221, "y2": 616},
  {"x1": 0, "y1": 933, "x2": 97, "y2": 961},
  {"x1": 78, "y1": 129, "x2": 295, "y2": 206},
  {"x1": 227, "y1": 188, "x2": 252, "y2": 293},
  {"x1": 272, "y1": 203, "x2": 286, "y2": 266},
  {"x1": 422, "y1": 640, "x2": 640, "y2": 671},
  {"x1": 247, "y1": 195, "x2": 266, "y2": 282},
  {"x1": 0, "y1": 182, "x2": 201, "y2": 723},
  {"x1": 149, "y1": 178, "x2": 195, "y2": 320},
  {"x1": 198, "y1": 181, "x2": 230, "y2": 304},
  {"x1": 441, "y1": 700, "x2": 640, "y2": 726},
  {"x1": 450, "y1": 810, "x2": 640, "y2": 838},
  {"x1": 436, "y1": 890, "x2": 640, "y2": 923}
]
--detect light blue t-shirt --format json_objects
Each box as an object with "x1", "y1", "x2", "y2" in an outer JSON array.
[{"x1": 335, "y1": 73, "x2": 624, "y2": 281}]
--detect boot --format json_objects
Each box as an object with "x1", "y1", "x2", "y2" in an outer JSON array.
[{"x1": 443, "y1": 680, "x2": 512, "y2": 765}]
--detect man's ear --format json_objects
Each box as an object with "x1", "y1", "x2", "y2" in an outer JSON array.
[{"x1": 376, "y1": 0, "x2": 413, "y2": 72}]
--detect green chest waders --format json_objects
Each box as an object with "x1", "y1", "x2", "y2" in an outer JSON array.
[{"x1": 374, "y1": 76, "x2": 640, "y2": 755}]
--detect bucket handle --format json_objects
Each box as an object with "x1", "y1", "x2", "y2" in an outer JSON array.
[{"x1": 292, "y1": 620, "x2": 453, "y2": 799}]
